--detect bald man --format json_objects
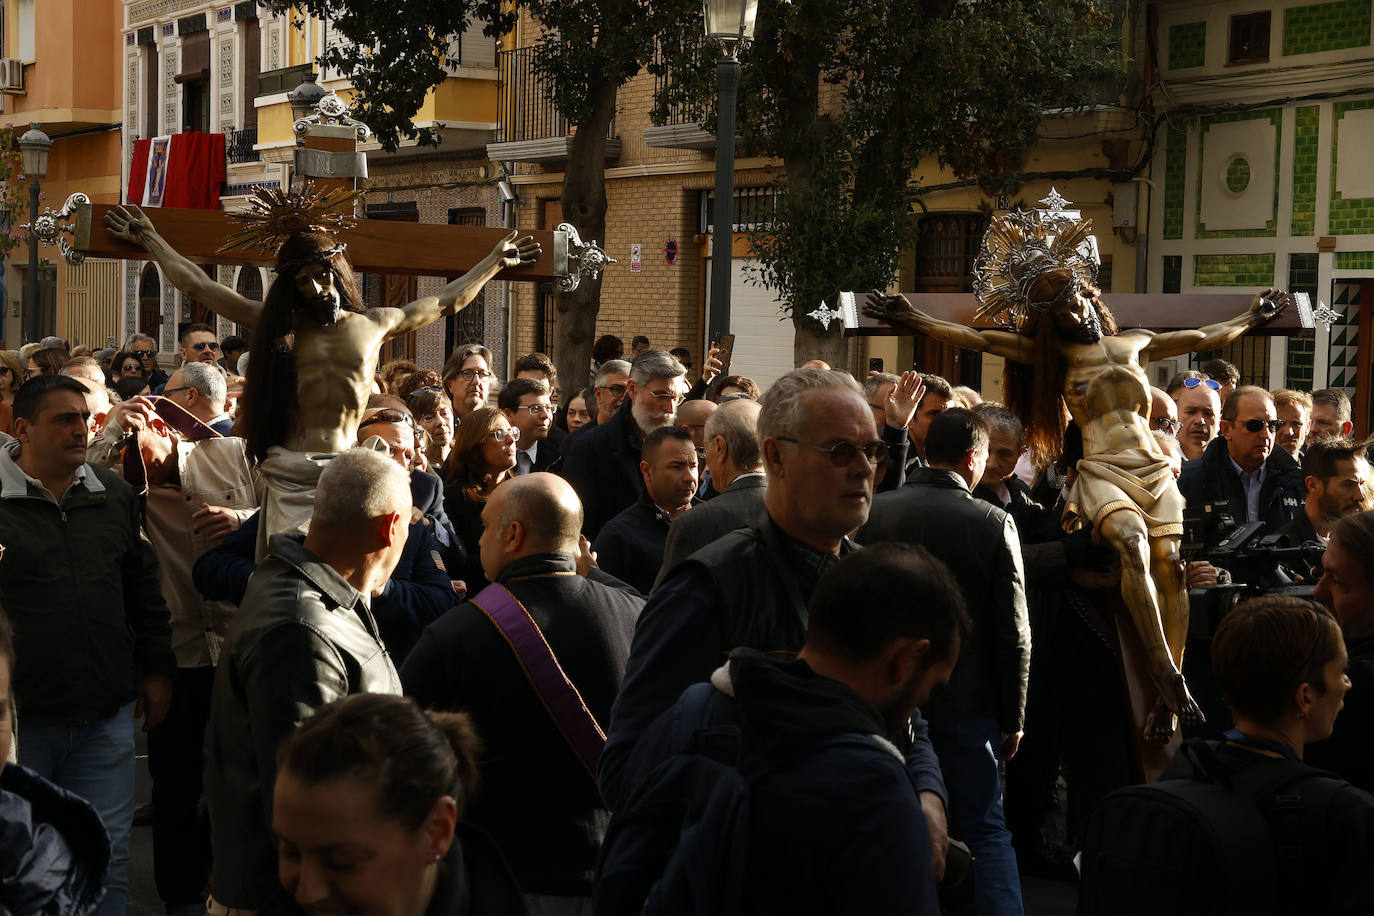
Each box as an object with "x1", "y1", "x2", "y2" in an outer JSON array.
[
  {"x1": 401, "y1": 473, "x2": 643, "y2": 909},
  {"x1": 1149, "y1": 386, "x2": 1180, "y2": 439}
]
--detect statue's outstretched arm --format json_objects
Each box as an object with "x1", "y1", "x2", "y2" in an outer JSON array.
[
  {"x1": 104, "y1": 205, "x2": 263, "y2": 330},
  {"x1": 1146, "y1": 289, "x2": 1289, "y2": 360},
  {"x1": 383, "y1": 231, "x2": 540, "y2": 341},
  {"x1": 863, "y1": 292, "x2": 1033, "y2": 363}
]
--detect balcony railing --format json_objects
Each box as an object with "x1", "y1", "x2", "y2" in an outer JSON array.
[
  {"x1": 227, "y1": 127, "x2": 259, "y2": 163},
  {"x1": 257, "y1": 63, "x2": 313, "y2": 97},
  {"x1": 650, "y1": 40, "x2": 709, "y2": 127},
  {"x1": 497, "y1": 46, "x2": 614, "y2": 142}
]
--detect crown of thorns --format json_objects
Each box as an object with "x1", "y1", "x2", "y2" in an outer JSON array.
[
  {"x1": 972, "y1": 189, "x2": 1100, "y2": 330},
  {"x1": 217, "y1": 183, "x2": 364, "y2": 258}
]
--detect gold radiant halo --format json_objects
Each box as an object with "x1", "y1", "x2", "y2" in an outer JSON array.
[
  {"x1": 217, "y1": 183, "x2": 365, "y2": 255},
  {"x1": 972, "y1": 190, "x2": 1099, "y2": 330}
]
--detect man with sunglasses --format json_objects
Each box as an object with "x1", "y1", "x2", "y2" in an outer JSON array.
[
  {"x1": 860, "y1": 407, "x2": 1031, "y2": 915},
  {"x1": 561, "y1": 350, "x2": 688, "y2": 539},
  {"x1": 177, "y1": 323, "x2": 223, "y2": 369},
  {"x1": 1178, "y1": 386, "x2": 1305, "y2": 532},
  {"x1": 600, "y1": 369, "x2": 951, "y2": 885},
  {"x1": 1170, "y1": 373, "x2": 1223, "y2": 462},
  {"x1": 125, "y1": 332, "x2": 167, "y2": 389}
]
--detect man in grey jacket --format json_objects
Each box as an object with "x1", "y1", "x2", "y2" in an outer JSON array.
[
  {"x1": 205, "y1": 447, "x2": 409, "y2": 911},
  {"x1": 859, "y1": 407, "x2": 1031, "y2": 915},
  {"x1": 0, "y1": 375, "x2": 175, "y2": 915}
]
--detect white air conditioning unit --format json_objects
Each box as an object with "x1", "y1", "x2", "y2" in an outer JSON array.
[{"x1": 0, "y1": 59, "x2": 25, "y2": 94}]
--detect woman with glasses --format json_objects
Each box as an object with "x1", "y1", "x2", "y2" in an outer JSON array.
[
  {"x1": 442, "y1": 407, "x2": 520, "y2": 593},
  {"x1": 112, "y1": 350, "x2": 147, "y2": 381},
  {"x1": 407, "y1": 386, "x2": 456, "y2": 472}
]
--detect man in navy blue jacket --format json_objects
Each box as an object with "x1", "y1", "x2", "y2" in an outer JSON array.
[
  {"x1": 601, "y1": 543, "x2": 968, "y2": 914},
  {"x1": 1177, "y1": 386, "x2": 1305, "y2": 533}
]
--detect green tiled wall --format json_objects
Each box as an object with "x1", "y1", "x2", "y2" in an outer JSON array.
[
  {"x1": 1283, "y1": 0, "x2": 1372, "y2": 56},
  {"x1": 1335, "y1": 251, "x2": 1374, "y2": 270},
  {"x1": 1164, "y1": 125, "x2": 1187, "y2": 240},
  {"x1": 1169, "y1": 21, "x2": 1207, "y2": 69},
  {"x1": 1291, "y1": 106, "x2": 1320, "y2": 236},
  {"x1": 1331, "y1": 100, "x2": 1374, "y2": 235},
  {"x1": 1196, "y1": 109, "x2": 1282, "y2": 239},
  {"x1": 1194, "y1": 253, "x2": 1276, "y2": 286}
]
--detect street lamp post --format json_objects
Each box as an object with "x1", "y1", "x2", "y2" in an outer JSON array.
[
  {"x1": 18, "y1": 123, "x2": 51, "y2": 342},
  {"x1": 703, "y1": 0, "x2": 758, "y2": 343}
]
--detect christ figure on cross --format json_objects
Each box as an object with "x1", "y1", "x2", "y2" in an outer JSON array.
[
  {"x1": 866, "y1": 196, "x2": 1287, "y2": 744},
  {"x1": 105, "y1": 197, "x2": 538, "y2": 549}
]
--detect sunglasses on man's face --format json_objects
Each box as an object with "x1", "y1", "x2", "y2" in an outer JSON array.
[
  {"x1": 1237, "y1": 418, "x2": 1281, "y2": 434},
  {"x1": 1182, "y1": 377, "x2": 1221, "y2": 391},
  {"x1": 190, "y1": 341, "x2": 220, "y2": 352},
  {"x1": 776, "y1": 436, "x2": 890, "y2": 467},
  {"x1": 133, "y1": 350, "x2": 155, "y2": 359}
]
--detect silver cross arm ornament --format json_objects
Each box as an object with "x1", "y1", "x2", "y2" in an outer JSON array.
[
  {"x1": 555, "y1": 223, "x2": 615, "y2": 293},
  {"x1": 808, "y1": 300, "x2": 841, "y2": 331},
  {"x1": 25, "y1": 192, "x2": 91, "y2": 265}
]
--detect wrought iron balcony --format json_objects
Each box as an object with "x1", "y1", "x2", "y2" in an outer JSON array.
[
  {"x1": 488, "y1": 46, "x2": 619, "y2": 164},
  {"x1": 226, "y1": 127, "x2": 259, "y2": 163}
]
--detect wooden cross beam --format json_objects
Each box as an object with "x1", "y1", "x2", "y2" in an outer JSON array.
[
  {"x1": 44, "y1": 199, "x2": 575, "y2": 283},
  {"x1": 842, "y1": 292, "x2": 1310, "y2": 336}
]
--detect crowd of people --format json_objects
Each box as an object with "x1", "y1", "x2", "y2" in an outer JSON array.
[{"x1": 0, "y1": 325, "x2": 1371, "y2": 915}]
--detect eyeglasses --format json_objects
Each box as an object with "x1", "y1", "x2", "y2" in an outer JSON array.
[
  {"x1": 1238, "y1": 418, "x2": 1282, "y2": 434},
  {"x1": 646, "y1": 388, "x2": 684, "y2": 404},
  {"x1": 409, "y1": 386, "x2": 444, "y2": 396},
  {"x1": 776, "y1": 436, "x2": 890, "y2": 466},
  {"x1": 359, "y1": 409, "x2": 415, "y2": 430},
  {"x1": 598, "y1": 384, "x2": 627, "y2": 396},
  {"x1": 190, "y1": 341, "x2": 220, "y2": 352},
  {"x1": 511, "y1": 403, "x2": 552, "y2": 417},
  {"x1": 1150, "y1": 416, "x2": 1181, "y2": 434},
  {"x1": 121, "y1": 363, "x2": 142, "y2": 373},
  {"x1": 455, "y1": 368, "x2": 493, "y2": 382},
  {"x1": 133, "y1": 350, "x2": 155, "y2": 358},
  {"x1": 491, "y1": 426, "x2": 521, "y2": 444},
  {"x1": 159, "y1": 386, "x2": 194, "y2": 397},
  {"x1": 1182, "y1": 377, "x2": 1221, "y2": 391}
]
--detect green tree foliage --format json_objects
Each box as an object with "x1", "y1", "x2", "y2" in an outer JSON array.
[{"x1": 659, "y1": 0, "x2": 1124, "y2": 362}]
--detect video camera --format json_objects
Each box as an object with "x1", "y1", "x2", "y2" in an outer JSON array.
[{"x1": 1181, "y1": 500, "x2": 1325, "y2": 637}]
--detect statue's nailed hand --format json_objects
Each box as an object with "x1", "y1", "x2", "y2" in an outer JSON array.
[
  {"x1": 104, "y1": 204, "x2": 155, "y2": 247},
  {"x1": 499, "y1": 230, "x2": 541, "y2": 268},
  {"x1": 1248, "y1": 287, "x2": 1291, "y2": 321},
  {"x1": 864, "y1": 290, "x2": 920, "y2": 326}
]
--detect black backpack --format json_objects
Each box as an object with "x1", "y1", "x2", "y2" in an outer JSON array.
[
  {"x1": 594, "y1": 683, "x2": 892, "y2": 915},
  {"x1": 1078, "y1": 739, "x2": 1343, "y2": 914}
]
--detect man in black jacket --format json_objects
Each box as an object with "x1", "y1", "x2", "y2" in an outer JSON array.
[
  {"x1": 1177, "y1": 386, "x2": 1305, "y2": 533},
  {"x1": 655, "y1": 397, "x2": 767, "y2": 587},
  {"x1": 0, "y1": 375, "x2": 175, "y2": 915},
  {"x1": 859, "y1": 408, "x2": 1031, "y2": 915},
  {"x1": 205, "y1": 447, "x2": 408, "y2": 910},
  {"x1": 402, "y1": 473, "x2": 642, "y2": 909},
  {"x1": 560, "y1": 350, "x2": 688, "y2": 538},
  {"x1": 600, "y1": 368, "x2": 952, "y2": 880}
]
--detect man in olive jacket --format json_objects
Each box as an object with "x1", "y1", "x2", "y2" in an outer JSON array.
[{"x1": 0, "y1": 375, "x2": 175, "y2": 915}]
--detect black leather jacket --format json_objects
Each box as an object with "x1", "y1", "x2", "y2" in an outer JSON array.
[
  {"x1": 860, "y1": 468, "x2": 1031, "y2": 734},
  {"x1": 206, "y1": 534, "x2": 402, "y2": 909}
]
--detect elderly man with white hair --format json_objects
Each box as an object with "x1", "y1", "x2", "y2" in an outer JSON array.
[
  {"x1": 205, "y1": 447, "x2": 409, "y2": 911},
  {"x1": 162, "y1": 361, "x2": 233, "y2": 434}
]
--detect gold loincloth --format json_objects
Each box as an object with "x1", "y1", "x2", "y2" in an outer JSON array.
[{"x1": 1064, "y1": 448, "x2": 1184, "y2": 538}]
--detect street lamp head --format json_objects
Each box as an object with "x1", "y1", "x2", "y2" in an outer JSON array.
[
  {"x1": 18, "y1": 123, "x2": 51, "y2": 180},
  {"x1": 287, "y1": 71, "x2": 327, "y2": 120},
  {"x1": 703, "y1": 0, "x2": 759, "y2": 54}
]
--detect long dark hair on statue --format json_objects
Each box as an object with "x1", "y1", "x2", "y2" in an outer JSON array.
[
  {"x1": 1003, "y1": 270, "x2": 1118, "y2": 469},
  {"x1": 240, "y1": 232, "x2": 365, "y2": 462}
]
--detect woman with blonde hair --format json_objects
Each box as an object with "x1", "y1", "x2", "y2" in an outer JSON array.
[
  {"x1": 0, "y1": 351, "x2": 23, "y2": 433},
  {"x1": 442, "y1": 406, "x2": 519, "y2": 593}
]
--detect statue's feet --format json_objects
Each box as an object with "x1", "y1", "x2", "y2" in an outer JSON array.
[
  {"x1": 1149, "y1": 670, "x2": 1205, "y2": 737},
  {"x1": 1143, "y1": 701, "x2": 1176, "y2": 746}
]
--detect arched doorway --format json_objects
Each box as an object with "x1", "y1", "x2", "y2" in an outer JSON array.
[
  {"x1": 139, "y1": 265, "x2": 162, "y2": 340},
  {"x1": 234, "y1": 267, "x2": 264, "y2": 346}
]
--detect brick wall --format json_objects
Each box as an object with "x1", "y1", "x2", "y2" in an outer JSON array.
[
  {"x1": 1291, "y1": 105, "x2": 1320, "y2": 236},
  {"x1": 1283, "y1": 0, "x2": 1372, "y2": 56},
  {"x1": 1330, "y1": 100, "x2": 1374, "y2": 236},
  {"x1": 1163, "y1": 125, "x2": 1186, "y2": 239},
  {"x1": 1193, "y1": 253, "x2": 1276, "y2": 286},
  {"x1": 1168, "y1": 21, "x2": 1206, "y2": 69}
]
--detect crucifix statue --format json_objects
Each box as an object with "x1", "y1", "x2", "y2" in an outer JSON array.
[
  {"x1": 866, "y1": 191, "x2": 1288, "y2": 744},
  {"x1": 103, "y1": 185, "x2": 539, "y2": 552}
]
